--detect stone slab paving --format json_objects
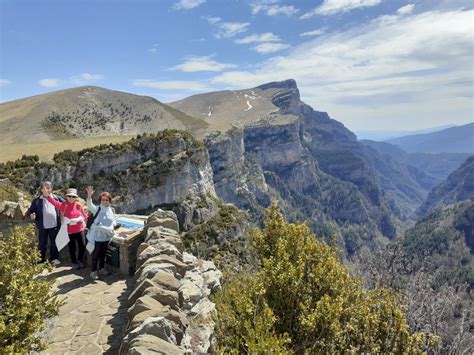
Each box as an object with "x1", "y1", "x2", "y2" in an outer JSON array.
[{"x1": 41, "y1": 265, "x2": 132, "y2": 354}]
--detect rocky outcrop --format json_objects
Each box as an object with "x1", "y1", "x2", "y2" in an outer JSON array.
[
  {"x1": 2, "y1": 130, "x2": 218, "y2": 231},
  {"x1": 0, "y1": 183, "x2": 30, "y2": 233},
  {"x1": 204, "y1": 128, "x2": 272, "y2": 212},
  {"x1": 121, "y1": 209, "x2": 222, "y2": 354}
]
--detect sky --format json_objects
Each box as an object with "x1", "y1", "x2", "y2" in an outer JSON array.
[{"x1": 1, "y1": 0, "x2": 473, "y2": 132}]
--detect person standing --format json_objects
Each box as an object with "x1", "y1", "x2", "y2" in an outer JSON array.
[
  {"x1": 85, "y1": 185, "x2": 116, "y2": 280},
  {"x1": 26, "y1": 181, "x2": 63, "y2": 265},
  {"x1": 46, "y1": 188, "x2": 88, "y2": 270}
]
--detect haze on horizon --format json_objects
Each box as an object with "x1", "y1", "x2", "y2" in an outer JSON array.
[{"x1": 1, "y1": 0, "x2": 473, "y2": 132}]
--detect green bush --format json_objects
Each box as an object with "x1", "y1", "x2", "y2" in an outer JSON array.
[
  {"x1": 0, "y1": 226, "x2": 61, "y2": 353},
  {"x1": 213, "y1": 204, "x2": 438, "y2": 354}
]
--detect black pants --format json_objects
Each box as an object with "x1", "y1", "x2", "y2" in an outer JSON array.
[
  {"x1": 68, "y1": 232, "x2": 85, "y2": 263},
  {"x1": 38, "y1": 227, "x2": 59, "y2": 262},
  {"x1": 91, "y1": 241, "x2": 109, "y2": 272}
]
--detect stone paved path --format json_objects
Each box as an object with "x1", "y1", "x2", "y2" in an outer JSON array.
[{"x1": 41, "y1": 266, "x2": 132, "y2": 354}]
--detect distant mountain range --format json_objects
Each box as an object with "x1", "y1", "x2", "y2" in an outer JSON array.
[
  {"x1": 361, "y1": 140, "x2": 471, "y2": 181},
  {"x1": 385, "y1": 123, "x2": 474, "y2": 154},
  {"x1": 355, "y1": 125, "x2": 456, "y2": 141}
]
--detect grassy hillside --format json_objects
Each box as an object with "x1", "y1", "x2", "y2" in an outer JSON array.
[{"x1": 0, "y1": 86, "x2": 208, "y2": 144}]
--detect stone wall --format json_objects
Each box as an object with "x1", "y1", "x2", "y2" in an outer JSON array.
[{"x1": 120, "y1": 209, "x2": 222, "y2": 354}]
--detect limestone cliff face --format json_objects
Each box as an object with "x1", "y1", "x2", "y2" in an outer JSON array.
[
  {"x1": 10, "y1": 131, "x2": 218, "y2": 231},
  {"x1": 204, "y1": 128, "x2": 272, "y2": 214},
  {"x1": 243, "y1": 119, "x2": 303, "y2": 170},
  {"x1": 204, "y1": 103, "x2": 393, "y2": 249}
]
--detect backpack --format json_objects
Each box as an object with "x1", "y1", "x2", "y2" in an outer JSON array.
[{"x1": 86, "y1": 207, "x2": 101, "y2": 230}]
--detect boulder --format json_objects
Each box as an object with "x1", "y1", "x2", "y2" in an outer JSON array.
[
  {"x1": 147, "y1": 210, "x2": 180, "y2": 233},
  {"x1": 142, "y1": 285, "x2": 180, "y2": 311},
  {"x1": 150, "y1": 271, "x2": 180, "y2": 292},
  {"x1": 188, "y1": 298, "x2": 216, "y2": 320},
  {"x1": 127, "y1": 295, "x2": 167, "y2": 321},
  {"x1": 122, "y1": 317, "x2": 176, "y2": 349},
  {"x1": 137, "y1": 245, "x2": 183, "y2": 269},
  {"x1": 182, "y1": 252, "x2": 197, "y2": 267},
  {"x1": 140, "y1": 255, "x2": 189, "y2": 277},
  {"x1": 136, "y1": 263, "x2": 180, "y2": 284},
  {"x1": 136, "y1": 242, "x2": 150, "y2": 257},
  {"x1": 182, "y1": 322, "x2": 215, "y2": 354},
  {"x1": 128, "y1": 308, "x2": 189, "y2": 332},
  {"x1": 120, "y1": 334, "x2": 184, "y2": 355},
  {"x1": 202, "y1": 269, "x2": 223, "y2": 295},
  {"x1": 145, "y1": 228, "x2": 184, "y2": 252},
  {"x1": 128, "y1": 279, "x2": 157, "y2": 306},
  {"x1": 179, "y1": 276, "x2": 204, "y2": 310}
]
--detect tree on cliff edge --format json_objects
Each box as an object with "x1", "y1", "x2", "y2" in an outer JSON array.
[
  {"x1": 0, "y1": 226, "x2": 61, "y2": 353},
  {"x1": 214, "y1": 204, "x2": 438, "y2": 353}
]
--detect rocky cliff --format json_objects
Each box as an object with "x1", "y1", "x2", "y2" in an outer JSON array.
[
  {"x1": 0, "y1": 130, "x2": 218, "y2": 231},
  {"x1": 192, "y1": 80, "x2": 438, "y2": 252}
]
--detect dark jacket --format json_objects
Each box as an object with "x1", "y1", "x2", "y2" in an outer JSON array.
[{"x1": 27, "y1": 194, "x2": 64, "y2": 230}]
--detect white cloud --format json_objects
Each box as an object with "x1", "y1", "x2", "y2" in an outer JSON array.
[
  {"x1": 301, "y1": 0, "x2": 382, "y2": 18},
  {"x1": 38, "y1": 79, "x2": 62, "y2": 88},
  {"x1": 251, "y1": 1, "x2": 299, "y2": 16},
  {"x1": 133, "y1": 79, "x2": 210, "y2": 91},
  {"x1": 300, "y1": 28, "x2": 326, "y2": 37},
  {"x1": 205, "y1": 16, "x2": 250, "y2": 38},
  {"x1": 0, "y1": 79, "x2": 11, "y2": 87},
  {"x1": 173, "y1": 0, "x2": 206, "y2": 10},
  {"x1": 210, "y1": 9, "x2": 474, "y2": 130},
  {"x1": 169, "y1": 55, "x2": 237, "y2": 72},
  {"x1": 253, "y1": 42, "x2": 290, "y2": 54},
  {"x1": 216, "y1": 22, "x2": 250, "y2": 38},
  {"x1": 206, "y1": 16, "x2": 222, "y2": 25},
  {"x1": 235, "y1": 32, "x2": 281, "y2": 44},
  {"x1": 70, "y1": 73, "x2": 104, "y2": 85},
  {"x1": 397, "y1": 4, "x2": 415, "y2": 15}
]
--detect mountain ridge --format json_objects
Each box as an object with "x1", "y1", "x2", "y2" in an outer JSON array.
[
  {"x1": 0, "y1": 86, "x2": 208, "y2": 144},
  {"x1": 385, "y1": 123, "x2": 474, "y2": 154}
]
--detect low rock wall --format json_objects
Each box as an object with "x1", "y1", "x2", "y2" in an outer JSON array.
[{"x1": 120, "y1": 209, "x2": 222, "y2": 354}]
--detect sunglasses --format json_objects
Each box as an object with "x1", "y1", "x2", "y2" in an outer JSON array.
[{"x1": 66, "y1": 195, "x2": 76, "y2": 198}]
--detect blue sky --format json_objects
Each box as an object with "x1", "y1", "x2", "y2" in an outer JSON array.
[{"x1": 1, "y1": 0, "x2": 473, "y2": 132}]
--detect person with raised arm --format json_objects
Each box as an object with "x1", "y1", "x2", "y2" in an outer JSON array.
[
  {"x1": 85, "y1": 185, "x2": 116, "y2": 280},
  {"x1": 46, "y1": 188, "x2": 88, "y2": 270}
]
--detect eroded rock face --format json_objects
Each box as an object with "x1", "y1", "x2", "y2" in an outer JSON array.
[
  {"x1": 201, "y1": 81, "x2": 403, "y2": 246},
  {"x1": 0, "y1": 187, "x2": 30, "y2": 234},
  {"x1": 11, "y1": 131, "x2": 218, "y2": 232},
  {"x1": 121, "y1": 212, "x2": 222, "y2": 355},
  {"x1": 204, "y1": 128, "x2": 272, "y2": 212}
]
